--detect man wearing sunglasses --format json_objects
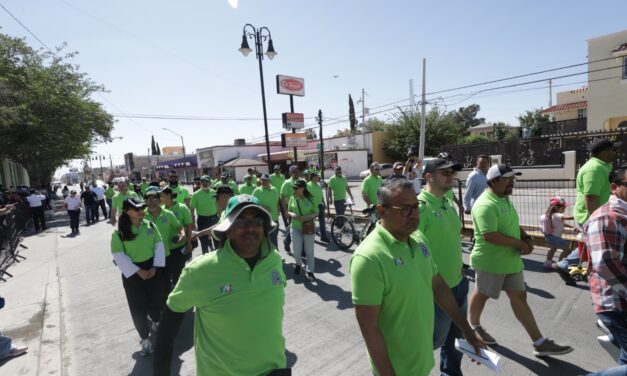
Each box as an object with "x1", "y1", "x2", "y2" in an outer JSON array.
[
  {"x1": 154, "y1": 195, "x2": 287, "y2": 375},
  {"x1": 418, "y1": 158, "x2": 467, "y2": 376},
  {"x1": 574, "y1": 139, "x2": 622, "y2": 227},
  {"x1": 361, "y1": 162, "x2": 382, "y2": 207},
  {"x1": 469, "y1": 164, "x2": 573, "y2": 357},
  {"x1": 351, "y1": 179, "x2": 483, "y2": 376}
]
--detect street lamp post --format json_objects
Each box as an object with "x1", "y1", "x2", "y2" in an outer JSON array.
[
  {"x1": 162, "y1": 128, "x2": 188, "y2": 183},
  {"x1": 239, "y1": 23, "x2": 277, "y2": 172}
]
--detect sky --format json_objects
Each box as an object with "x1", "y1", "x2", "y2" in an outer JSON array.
[{"x1": 2, "y1": 0, "x2": 626, "y2": 171}]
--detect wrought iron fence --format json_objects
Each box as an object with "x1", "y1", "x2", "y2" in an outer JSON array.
[
  {"x1": 0, "y1": 202, "x2": 28, "y2": 281},
  {"x1": 539, "y1": 118, "x2": 587, "y2": 136}
]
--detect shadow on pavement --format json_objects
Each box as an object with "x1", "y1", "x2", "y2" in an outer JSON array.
[
  {"x1": 285, "y1": 348, "x2": 298, "y2": 368},
  {"x1": 525, "y1": 284, "x2": 555, "y2": 299},
  {"x1": 492, "y1": 344, "x2": 590, "y2": 376},
  {"x1": 315, "y1": 257, "x2": 345, "y2": 277}
]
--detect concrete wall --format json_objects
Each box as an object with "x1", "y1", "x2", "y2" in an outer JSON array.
[
  {"x1": 587, "y1": 30, "x2": 627, "y2": 131},
  {"x1": 335, "y1": 150, "x2": 368, "y2": 178}
]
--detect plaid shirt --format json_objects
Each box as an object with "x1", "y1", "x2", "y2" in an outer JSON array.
[{"x1": 584, "y1": 196, "x2": 627, "y2": 313}]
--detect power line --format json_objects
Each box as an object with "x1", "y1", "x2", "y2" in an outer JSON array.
[{"x1": 0, "y1": 2, "x2": 53, "y2": 52}]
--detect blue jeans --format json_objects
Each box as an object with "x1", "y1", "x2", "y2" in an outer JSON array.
[
  {"x1": 0, "y1": 334, "x2": 12, "y2": 359},
  {"x1": 598, "y1": 311, "x2": 627, "y2": 365},
  {"x1": 556, "y1": 249, "x2": 580, "y2": 272},
  {"x1": 433, "y1": 276, "x2": 469, "y2": 376},
  {"x1": 588, "y1": 365, "x2": 627, "y2": 376},
  {"x1": 334, "y1": 199, "x2": 346, "y2": 216},
  {"x1": 106, "y1": 199, "x2": 112, "y2": 218},
  {"x1": 318, "y1": 204, "x2": 328, "y2": 239},
  {"x1": 291, "y1": 227, "x2": 315, "y2": 272},
  {"x1": 84, "y1": 204, "x2": 94, "y2": 224}
]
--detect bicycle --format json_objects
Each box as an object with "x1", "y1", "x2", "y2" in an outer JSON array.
[{"x1": 330, "y1": 204, "x2": 378, "y2": 250}]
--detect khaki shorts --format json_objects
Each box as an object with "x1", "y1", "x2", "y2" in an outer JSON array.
[{"x1": 475, "y1": 270, "x2": 525, "y2": 299}]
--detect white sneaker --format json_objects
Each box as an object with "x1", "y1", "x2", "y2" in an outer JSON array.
[
  {"x1": 543, "y1": 260, "x2": 555, "y2": 269},
  {"x1": 140, "y1": 338, "x2": 153, "y2": 356},
  {"x1": 596, "y1": 319, "x2": 610, "y2": 335}
]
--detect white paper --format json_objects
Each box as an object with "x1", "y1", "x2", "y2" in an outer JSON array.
[
  {"x1": 345, "y1": 197, "x2": 354, "y2": 206},
  {"x1": 455, "y1": 338, "x2": 503, "y2": 373}
]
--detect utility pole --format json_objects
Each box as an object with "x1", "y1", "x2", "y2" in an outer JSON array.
[
  {"x1": 548, "y1": 79, "x2": 553, "y2": 107},
  {"x1": 418, "y1": 59, "x2": 427, "y2": 162},
  {"x1": 409, "y1": 79, "x2": 416, "y2": 116},
  {"x1": 290, "y1": 95, "x2": 298, "y2": 164},
  {"x1": 317, "y1": 110, "x2": 324, "y2": 180}
]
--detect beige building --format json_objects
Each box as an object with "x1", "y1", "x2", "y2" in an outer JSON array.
[
  {"x1": 542, "y1": 87, "x2": 588, "y2": 122},
  {"x1": 161, "y1": 146, "x2": 185, "y2": 156},
  {"x1": 587, "y1": 29, "x2": 627, "y2": 131},
  {"x1": 468, "y1": 123, "x2": 519, "y2": 139}
]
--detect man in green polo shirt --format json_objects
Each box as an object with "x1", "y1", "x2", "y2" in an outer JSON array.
[
  {"x1": 469, "y1": 164, "x2": 573, "y2": 357},
  {"x1": 280, "y1": 165, "x2": 304, "y2": 252},
  {"x1": 361, "y1": 162, "x2": 382, "y2": 207},
  {"x1": 247, "y1": 168, "x2": 258, "y2": 186},
  {"x1": 328, "y1": 166, "x2": 354, "y2": 219},
  {"x1": 418, "y1": 158, "x2": 467, "y2": 375},
  {"x1": 140, "y1": 177, "x2": 150, "y2": 195},
  {"x1": 104, "y1": 182, "x2": 116, "y2": 219},
  {"x1": 271, "y1": 165, "x2": 287, "y2": 226},
  {"x1": 308, "y1": 171, "x2": 330, "y2": 242},
  {"x1": 110, "y1": 180, "x2": 140, "y2": 227},
  {"x1": 160, "y1": 186, "x2": 193, "y2": 288},
  {"x1": 167, "y1": 171, "x2": 190, "y2": 208},
  {"x1": 213, "y1": 173, "x2": 239, "y2": 195},
  {"x1": 239, "y1": 175, "x2": 256, "y2": 195},
  {"x1": 253, "y1": 174, "x2": 280, "y2": 246},
  {"x1": 190, "y1": 175, "x2": 219, "y2": 254},
  {"x1": 154, "y1": 196, "x2": 286, "y2": 376},
  {"x1": 351, "y1": 179, "x2": 483, "y2": 376},
  {"x1": 573, "y1": 139, "x2": 621, "y2": 226},
  {"x1": 144, "y1": 187, "x2": 184, "y2": 293}
]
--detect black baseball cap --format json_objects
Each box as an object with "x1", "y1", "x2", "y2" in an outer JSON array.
[
  {"x1": 589, "y1": 139, "x2": 622, "y2": 155},
  {"x1": 123, "y1": 197, "x2": 146, "y2": 210},
  {"x1": 424, "y1": 158, "x2": 462, "y2": 174},
  {"x1": 212, "y1": 186, "x2": 234, "y2": 197}
]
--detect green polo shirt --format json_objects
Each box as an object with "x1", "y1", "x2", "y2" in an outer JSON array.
[
  {"x1": 280, "y1": 177, "x2": 305, "y2": 199},
  {"x1": 470, "y1": 190, "x2": 523, "y2": 274},
  {"x1": 214, "y1": 181, "x2": 239, "y2": 195},
  {"x1": 270, "y1": 173, "x2": 286, "y2": 193},
  {"x1": 166, "y1": 239, "x2": 286, "y2": 375},
  {"x1": 445, "y1": 189, "x2": 455, "y2": 202},
  {"x1": 361, "y1": 174, "x2": 382, "y2": 205},
  {"x1": 140, "y1": 182, "x2": 150, "y2": 195},
  {"x1": 111, "y1": 190, "x2": 140, "y2": 212},
  {"x1": 105, "y1": 187, "x2": 116, "y2": 200},
  {"x1": 110, "y1": 219, "x2": 163, "y2": 263},
  {"x1": 144, "y1": 207, "x2": 181, "y2": 257},
  {"x1": 350, "y1": 224, "x2": 437, "y2": 376},
  {"x1": 247, "y1": 174, "x2": 258, "y2": 186},
  {"x1": 288, "y1": 196, "x2": 317, "y2": 230},
  {"x1": 170, "y1": 185, "x2": 190, "y2": 204},
  {"x1": 307, "y1": 181, "x2": 324, "y2": 207},
  {"x1": 164, "y1": 202, "x2": 193, "y2": 249},
  {"x1": 328, "y1": 175, "x2": 349, "y2": 201},
  {"x1": 574, "y1": 157, "x2": 613, "y2": 224},
  {"x1": 253, "y1": 186, "x2": 280, "y2": 222},
  {"x1": 239, "y1": 183, "x2": 256, "y2": 196},
  {"x1": 190, "y1": 188, "x2": 217, "y2": 216},
  {"x1": 418, "y1": 190, "x2": 463, "y2": 288}
]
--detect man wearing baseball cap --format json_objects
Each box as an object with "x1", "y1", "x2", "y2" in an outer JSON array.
[
  {"x1": 280, "y1": 165, "x2": 304, "y2": 252},
  {"x1": 190, "y1": 175, "x2": 218, "y2": 254},
  {"x1": 468, "y1": 164, "x2": 573, "y2": 356},
  {"x1": 574, "y1": 138, "x2": 622, "y2": 226},
  {"x1": 418, "y1": 158, "x2": 468, "y2": 375},
  {"x1": 385, "y1": 161, "x2": 408, "y2": 183},
  {"x1": 154, "y1": 195, "x2": 287, "y2": 375}
]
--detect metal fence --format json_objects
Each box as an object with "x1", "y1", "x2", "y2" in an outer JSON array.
[
  {"x1": 454, "y1": 179, "x2": 577, "y2": 235},
  {"x1": 0, "y1": 202, "x2": 29, "y2": 281}
]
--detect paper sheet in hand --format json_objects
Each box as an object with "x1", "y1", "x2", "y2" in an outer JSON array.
[
  {"x1": 455, "y1": 338, "x2": 503, "y2": 373},
  {"x1": 345, "y1": 197, "x2": 353, "y2": 206}
]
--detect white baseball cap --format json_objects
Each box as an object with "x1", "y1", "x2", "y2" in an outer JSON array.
[{"x1": 486, "y1": 164, "x2": 522, "y2": 180}]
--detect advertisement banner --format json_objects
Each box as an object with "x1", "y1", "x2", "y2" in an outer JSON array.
[
  {"x1": 283, "y1": 133, "x2": 307, "y2": 147},
  {"x1": 276, "y1": 75, "x2": 305, "y2": 96},
  {"x1": 282, "y1": 112, "x2": 305, "y2": 129}
]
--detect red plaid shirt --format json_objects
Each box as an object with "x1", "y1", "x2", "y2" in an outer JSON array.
[{"x1": 584, "y1": 196, "x2": 627, "y2": 313}]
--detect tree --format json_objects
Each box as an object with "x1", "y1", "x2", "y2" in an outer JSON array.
[
  {"x1": 452, "y1": 104, "x2": 485, "y2": 136},
  {"x1": 348, "y1": 94, "x2": 357, "y2": 133},
  {"x1": 383, "y1": 107, "x2": 463, "y2": 160},
  {"x1": 0, "y1": 33, "x2": 113, "y2": 185},
  {"x1": 362, "y1": 118, "x2": 389, "y2": 133},
  {"x1": 459, "y1": 135, "x2": 491, "y2": 144},
  {"x1": 156, "y1": 142, "x2": 161, "y2": 156},
  {"x1": 493, "y1": 122, "x2": 509, "y2": 141},
  {"x1": 305, "y1": 128, "x2": 318, "y2": 140},
  {"x1": 517, "y1": 109, "x2": 549, "y2": 138}
]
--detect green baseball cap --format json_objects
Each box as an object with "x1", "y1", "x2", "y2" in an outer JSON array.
[{"x1": 200, "y1": 175, "x2": 211, "y2": 181}]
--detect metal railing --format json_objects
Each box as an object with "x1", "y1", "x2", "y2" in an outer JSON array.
[{"x1": 0, "y1": 202, "x2": 29, "y2": 281}]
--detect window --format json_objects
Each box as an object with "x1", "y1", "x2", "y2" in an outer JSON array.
[
  {"x1": 624, "y1": 56, "x2": 627, "y2": 80},
  {"x1": 577, "y1": 108, "x2": 587, "y2": 119}
]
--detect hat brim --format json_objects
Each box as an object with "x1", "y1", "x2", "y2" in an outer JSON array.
[
  {"x1": 212, "y1": 203, "x2": 277, "y2": 238},
  {"x1": 432, "y1": 161, "x2": 463, "y2": 172},
  {"x1": 501, "y1": 171, "x2": 522, "y2": 178}
]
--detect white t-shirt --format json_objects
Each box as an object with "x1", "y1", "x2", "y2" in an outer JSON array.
[
  {"x1": 406, "y1": 165, "x2": 422, "y2": 194},
  {"x1": 64, "y1": 196, "x2": 82, "y2": 210},
  {"x1": 91, "y1": 186, "x2": 105, "y2": 200},
  {"x1": 540, "y1": 213, "x2": 564, "y2": 237},
  {"x1": 26, "y1": 194, "x2": 45, "y2": 208}
]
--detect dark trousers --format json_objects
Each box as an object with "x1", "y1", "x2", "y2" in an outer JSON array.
[
  {"x1": 433, "y1": 276, "x2": 469, "y2": 376},
  {"x1": 598, "y1": 311, "x2": 627, "y2": 365},
  {"x1": 165, "y1": 248, "x2": 190, "y2": 293},
  {"x1": 68, "y1": 209, "x2": 80, "y2": 232},
  {"x1": 318, "y1": 204, "x2": 327, "y2": 239},
  {"x1": 334, "y1": 199, "x2": 347, "y2": 227},
  {"x1": 96, "y1": 199, "x2": 107, "y2": 219},
  {"x1": 31, "y1": 206, "x2": 46, "y2": 230},
  {"x1": 106, "y1": 199, "x2": 113, "y2": 218},
  {"x1": 197, "y1": 215, "x2": 219, "y2": 254},
  {"x1": 84, "y1": 204, "x2": 95, "y2": 224},
  {"x1": 122, "y1": 271, "x2": 166, "y2": 340}
]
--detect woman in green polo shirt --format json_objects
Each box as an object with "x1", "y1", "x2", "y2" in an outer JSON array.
[
  {"x1": 288, "y1": 180, "x2": 319, "y2": 281},
  {"x1": 110, "y1": 198, "x2": 166, "y2": 357}
]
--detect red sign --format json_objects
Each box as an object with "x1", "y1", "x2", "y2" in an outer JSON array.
[
  {"x1": 282, "y1": 112, "x2": 305, "y2": 129},
  {"x1": 276, "y1": 75, "x2": 305, "y2": 96}
]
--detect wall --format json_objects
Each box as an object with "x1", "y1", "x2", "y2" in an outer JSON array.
[
  {"x1": 334, "y1": 150, "x2": 368, "y2": 178},
  {"x1": 587, "y1": 30, "x2": 627, "y2": 131},
  {"x1": 231, "y1": 165, "x2": 269, "y2": 183}
]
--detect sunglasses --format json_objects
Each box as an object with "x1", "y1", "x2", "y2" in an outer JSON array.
[
  {"x1": 232, "y1": 217, "x2": 264, "y2": 229},
  {"x1": 385, "y1": 200, "x2": 426, "y2": 217}
]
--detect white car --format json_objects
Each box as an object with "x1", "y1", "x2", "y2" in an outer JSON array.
[{"x1": 359, "y1": 163, "x2": 394, "y2": 179}]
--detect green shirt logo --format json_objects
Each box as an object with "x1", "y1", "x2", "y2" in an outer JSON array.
[
  {"x1": 220, "y1": 284, "x2": 233, "y2": 295},
  {"x1": 271, "y1": 269, "x2": 282, "y2": 285}
]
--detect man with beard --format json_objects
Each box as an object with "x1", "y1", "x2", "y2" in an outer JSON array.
[
  {"x1": 468, "y1": 164, "x2": 573, "y2": 357},
  {"x1": 167, "y1": 171, "x2": 190, "y2": 208}
]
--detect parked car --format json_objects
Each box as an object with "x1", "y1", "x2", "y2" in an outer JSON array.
[{"x1": 359, "y1": 163, "x2": 394, "y2": 179}]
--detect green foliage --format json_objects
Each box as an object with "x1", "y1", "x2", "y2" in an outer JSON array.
[
  {"x1": 305, "y1": 128, "x2": 318, "y2": 140},
  {"x1": 0, "y1": 33, "x2": 113, "y2": 184},
  {"x1": 459, "y1": 135, "x2": 491, "y2": 144},
  {"x1": 383, "y1": 107, "x2": 463, "y2": 160},
  {"x1": 348, "y1": 94, "x2": 357, "y2": 132},
  {"x1": 517, "y1": 109, "x2": 549, "y2": 138},
  {"x1": 362, "y1": 118, "x2": 388, "y2": 133},
  {"x1": 493, "y1": 122, "x2": 509, "y2": 140},
  {"x1": 452, "y1": 104, "x2": 485, "y2": 136}
]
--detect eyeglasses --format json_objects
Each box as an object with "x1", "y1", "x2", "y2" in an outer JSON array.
[
  {"x1": 386, "y1": 200, "x2": 426, "y2": 217},
  {"x1": 232, "y1": 217, "x2": 264, "y2": 229}
]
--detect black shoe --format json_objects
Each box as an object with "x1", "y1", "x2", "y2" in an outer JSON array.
[
  {"x1": 320, "y1": 237, "x2": 330, "y2": 243},
  {"x1": 556, "y1": 268, "x2": 577, "y2": 286},
  {"x1": 306, "y1": 272, "x2": 315, "y2": 281},
  {"x1": 294, "y1": 265, "x2": 301, "y2": 275},
  {"x1": 462, "y1": 263, "x2": 471, "y2": 270},
  {"x1": 284, "y1": 244, "x2": 291, "y2": 253}
]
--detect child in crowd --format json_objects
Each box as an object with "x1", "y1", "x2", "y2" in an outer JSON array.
[{"x1": 539, "y1": 196, "x2": 576, "y2": 268}]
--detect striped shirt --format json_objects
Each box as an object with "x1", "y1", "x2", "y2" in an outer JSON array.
[{"x1": 584, "y1": 196, "x2": 627, "y2": 313}]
